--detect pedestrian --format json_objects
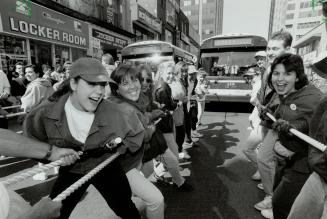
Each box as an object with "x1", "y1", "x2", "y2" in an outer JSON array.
[
  {"x1": 255, "y1": 30, "x2": 293, "y2": 219},
  {"x1": 265, "y1": 53, "x2": 322, "y2": 219},
  {"x1": 242, "y1": 51, "x2": 267, "y2": 181},
  {"x1": 21, "y1": 65, "x2": 54, "y2": 112},
  {"x1": 23, "y1": 57, "x2": 142, "y2": 219},
  {"x1": 109, "y1": 64, "x2": 165, "y2": 219},
  {"x1": 195, "y1": 68, "x2": 209, "y2": 127}
]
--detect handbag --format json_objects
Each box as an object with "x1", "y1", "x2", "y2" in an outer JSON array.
[{"x1": 142, "y1": 129, "x2": 168, "y2": 163}]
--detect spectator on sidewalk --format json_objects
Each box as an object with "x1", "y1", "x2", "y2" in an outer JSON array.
[{"x1": 21, "y1": 65, "x2": 54, "y2": 113}]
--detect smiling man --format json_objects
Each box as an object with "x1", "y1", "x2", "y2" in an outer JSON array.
[{"x1": 21, "y1": 65, "x2": 54, "y2": 112}]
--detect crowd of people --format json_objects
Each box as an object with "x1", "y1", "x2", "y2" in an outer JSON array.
[
  {"x1": 1, "y1": 29, "x2": 327, "y2": 219},
  {"x1": 242, "y1": 30, "x2": 327, "y2": 219},
  {"x1": 0, "y1": 52, "x2": 210, "y2": 218}
]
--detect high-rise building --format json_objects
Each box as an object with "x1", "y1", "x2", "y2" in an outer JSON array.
[
  {"x1": 269, "y1": 0, "x2": 323, "y2": 41},
  {"x1": 180, "y1": 0, "x2": 223, "y2": 42}
]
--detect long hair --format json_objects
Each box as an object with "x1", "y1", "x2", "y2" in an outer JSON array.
[{"x1": 268, "y1": 53, "x2": 309, "y2": 91}]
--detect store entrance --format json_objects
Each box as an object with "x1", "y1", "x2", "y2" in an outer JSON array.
[{"x1": 30, "y1": 40, "x2": 52, "y2": 72}]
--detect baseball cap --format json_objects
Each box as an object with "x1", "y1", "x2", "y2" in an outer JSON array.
[
  {"x1": 69, "y1": 58, "x2": 110, "y2": 83},
  {"x1": 255, "y1": 51, "x2": 267, "y2": 58},
  {"x1": 188, "y1": 65, "x2": 198, "y2": 74}
]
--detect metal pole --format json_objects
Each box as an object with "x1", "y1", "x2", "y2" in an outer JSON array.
[{"x1": 199, "y1": 0, "x2": 203, "y2": 44}]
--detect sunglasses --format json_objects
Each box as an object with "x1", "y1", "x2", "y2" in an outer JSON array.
[{"x1": 140, "y1": 78, "x2": 152, "y2": 83}]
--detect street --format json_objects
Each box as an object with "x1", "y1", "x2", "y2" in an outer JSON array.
[{"x1": 1, "y1": 104, "x2": 266, "y2": 219}]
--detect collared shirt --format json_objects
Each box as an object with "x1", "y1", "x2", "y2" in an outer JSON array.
[{"x1": 24, "y1": 93, "x2": 145, "y2": 174}]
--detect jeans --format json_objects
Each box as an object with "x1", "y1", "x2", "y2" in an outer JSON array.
[
  {"x1": 175, "y1": 125, "x2": 185, "y2": 153},
  {"x1": 287, "y1": 172, "x2": 327, "y2": 219},
  {"x1": 242, "y1": 124, "x2": 263, "y2": 169},
  {"x1": 126, "y1": 168, "x2": 164, "y2": 219},
  {"x1": 49, "y1": 159, "x2": 140, "y2": 219},
  {"x1": 197, "y1": 101, "x2": 205, "y2": 124},
  {"x1": 272, "y1": 161, "x2": 310, "y2": 219},
  {"x1": 257, "y1": 129, "x2": 277, "y2": 195}
]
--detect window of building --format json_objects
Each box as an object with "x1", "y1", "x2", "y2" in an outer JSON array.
[
  {"x1": 195, "y1": 0, "x2": 199, "y2": 5},
  {"x1": 184, "y1": 0, "x2": 191, "y2": 6},
  {"x1": 184, "y1": 10, "x2": 191, "y2": 16},
  {"x1": 203, "y1": 0, "x2": 207, "y2": 3},
  {"x1": 287, "y1": 3, "x2": 296, "y2": 10},
  {"x1": 286, "y1": 13, "x2": 294, "y2": 19},
  {"x1": 203, "y1": 19, "x2": 214, "y2": 25},
  {"x1": 285, "y1": 24, "x2": 293, "y2": 29},
  {"x1": 165, "y1": 29, "x2": 173, "y2": 44}
]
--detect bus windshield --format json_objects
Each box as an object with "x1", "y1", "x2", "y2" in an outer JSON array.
[
  {"x1": 123, "y1": 55, "x2": 174, "y2": 68},
  {"x1": 201, "y1": 51, "x2": 258, "y2": 76}
]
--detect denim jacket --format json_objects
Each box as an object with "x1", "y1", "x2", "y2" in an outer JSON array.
[{"x1": 23, "y1": 93, "x2": 145, "y2": 174}]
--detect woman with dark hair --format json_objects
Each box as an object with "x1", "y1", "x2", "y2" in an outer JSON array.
[
  {"x1": 24, "y1": 58, "x2": 142, "y2": 219},
  {"x1": 264, "y1": 53, "x2": 322, "y2": 219},
  {"x1": 109, "y1": 64, "x2": 164, "y2": 219}
]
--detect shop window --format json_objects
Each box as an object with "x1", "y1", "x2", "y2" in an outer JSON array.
[
  {"x1": 72, "y1": 48, "x2": 86, "y2": 61},
  {"x1": 55, "y1": 45, "x2": 70, "y2": 66},
  {"x1": 165, "y1": 29, "x2": 173, "y2": 44},
  {"x1": 0, "y1": 35, "x2": 27, "y2": 73}
]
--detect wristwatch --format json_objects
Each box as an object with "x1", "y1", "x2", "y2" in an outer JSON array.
[{"x1": 43, "y1": 144, "x2": 53, "y2": 160}]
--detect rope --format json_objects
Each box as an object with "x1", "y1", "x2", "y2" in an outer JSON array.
[
  {"x1": 0, "y1": 112, "x2": 26, "y2": 119},
  {"x1": 266, "y1": 112, "x2": 327, "y2": 152},
  {"x1": 3, "y1": 159, "x2": 64, "y2": 186},
  {"x1": 53, "y1": 152, "x2": 120, "y2": 202},
  {"x1": 3, "y1": 151, "x2": 84, "y2": 186}
]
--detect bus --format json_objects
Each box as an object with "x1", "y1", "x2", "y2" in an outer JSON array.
[
  {"x1": 200, "y1": 33, "x2": 267, "y2": 103},
  {"x1": 121, "y1": 40, "x2": 197, "y2": 68}
]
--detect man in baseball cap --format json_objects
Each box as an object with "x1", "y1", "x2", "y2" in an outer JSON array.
[
  {"x1": 69, "y1": 57, "x2": 110, "y2": 83},
  {"x1": 254, "y1": 51, "x2": 267, "y2": 69}
]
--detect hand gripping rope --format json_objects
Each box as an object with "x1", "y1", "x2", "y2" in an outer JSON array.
[
  {"x1": 266, "y1": 112, "x2": 327, "y2": 152},
  {"x1": 2, "y1": 137, "x2": 123, "y2": 202}
]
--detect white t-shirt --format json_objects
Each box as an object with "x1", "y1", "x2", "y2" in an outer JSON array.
[
  {"x1": 64, "y1": 96, "x2": 95, "y2": 143},
  {"x1": 0, "y1": 182, "x2": 9, "y2": 219}
]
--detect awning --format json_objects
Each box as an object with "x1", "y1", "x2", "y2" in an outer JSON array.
[{"x1": 293, "y1": 23, "x2": 325, "y2": 48}]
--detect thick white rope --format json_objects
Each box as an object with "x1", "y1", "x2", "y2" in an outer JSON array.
[
  {"x1": 53, "y1": 152, "x2": 120, "y2": 202},
  {"x1": 3, "y1": 159, "x2": 64, "y2": 186},
  {"x1": 266, "y1": 112, "x2": 327, "y2": 152}
]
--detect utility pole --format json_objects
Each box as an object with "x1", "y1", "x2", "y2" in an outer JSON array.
[{"x1": 199, "y1": 0, "x2": 203, "y2": 44}]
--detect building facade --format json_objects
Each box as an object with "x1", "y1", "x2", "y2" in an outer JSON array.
[
  {"x1": 130, "y1": 0, "x2": 162, "y2": 42},
  {"x1": 0, "y1": 0, "x2": 134, "y2": 73},
  {"x1": 180, "y1": 0, "x2": 224, "y2": 41},
  {"x1": 269, "y1": 0, "x2": 324, "y2": 41}
]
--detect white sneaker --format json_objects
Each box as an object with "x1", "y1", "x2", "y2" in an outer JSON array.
[
  {"x1": 192, "y1": 137, "x2": 199, "y2": 143},
  {"x1": 32, "y1": 172, "x2": 48, "y2": 181},
  {"x1": 183, "y1": 141, "x2": 194, "y2": 150},
  {"x1": 179, "y1": 151, "x2": 191, "y2": 160},
  {"x1": 254, "y1": 195, "x2": 272, "y2": 211},
  {"x1": 261, "y1": 208, "x2": 274, "y2": 219},
  {"x1": 192, "y1": 131, "x2": 203, "y2": 138}
]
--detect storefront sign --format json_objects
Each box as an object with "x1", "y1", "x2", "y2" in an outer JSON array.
[
  {"x1": 106, "y1": 6, "x2": 115, "y2": 25},
  {"x1": 0, "y1": 0, "x2": 89, "y2": 48},
  {"x1": 138, "y1": 5, "x2": 162, "y2": 33},
  {"x1": 92, "y1": 29, "x2": 128, "y2": 49}
]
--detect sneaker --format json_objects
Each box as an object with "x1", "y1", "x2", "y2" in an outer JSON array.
[
  {"x1": 257, "y1": 183, "x2": 264, "y2": 190},
  {"x1": 183, "y1": 141, "x2": 194, "y2": 150},
  {"x1": 174, "y1": 181, "x2": 194, "y2": 192},
  {"x1": 179, "y1": 151, "x2": 191, "y2": 160},
  {"x1": 191, "y1": 137, "x2": 199, "y2": 143},
  {"x1": 192, "y1": 131, "x2": 203, "y2": 138},
  {"x1": 251, "y1": 171, "x2": 261, "y2": 181},
  {"x1": 261, "y1": 208, "x2": 274, "y2": 219},
  {"x1": 254, "y1": 195, "x2": 272, "y2": 211},
  {"x1": 32, "y1": 172, "x2": 48, "y2": 181}
]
